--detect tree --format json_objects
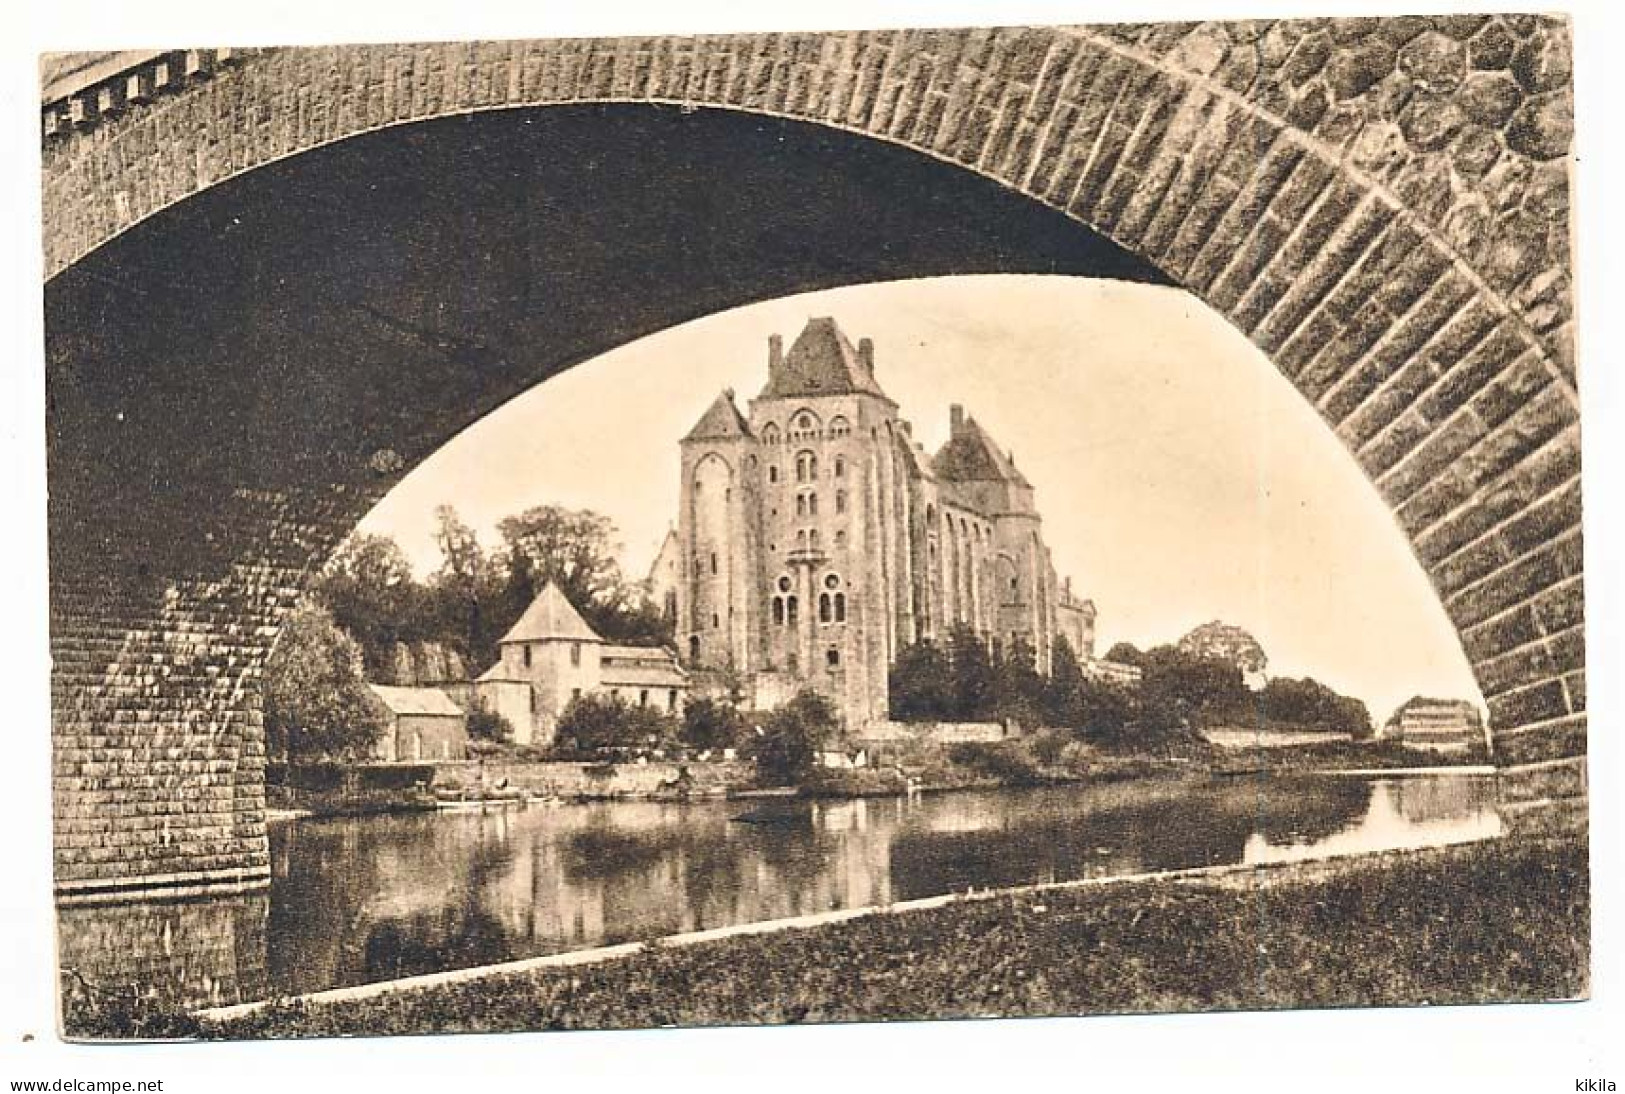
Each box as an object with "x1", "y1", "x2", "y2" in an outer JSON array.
[
  {"x1": 1259, "y1": 677, "x2": 1373, "y2": 736},
  {"x1": 889, "y1": 638, "x2": 953, "y2": 721},
  {"x1": 467, "y1": 706, "x2": 516, "y2": 744},
  {"x1": 1045, "y1": 635, "x2": 1087, "y2": 727},
  {"x1": 1138, "y1": 644, "x2": 1250, "y2": 728},
  {"x1": 947, "y1": 624, "x2": 995, "y2": 720},
  {"x1": 497, "y1": 505, "x2": 671, "y2": 647},
  {"x1": 556, "y1": 693, "x2": 677, "y2": 754},
  {"x1": 1103, "y1": 641, "x2": 1145, "y2": 667},
  {"x1": 313, "y1": 532, "x2": 427, "y2": 679},
  {"x1": 263, "y1": 603, "x2": 388, "y2": 764},
  {"x1": 681, "y1": 697, "x2": 747, "y2": 752},
  {"x1": 991, "y1": 634, "x2": 1045, "y2": 727},
  {"x1": 426, "y1": 505, "x2": 505, "y2": 668},
  {"x1": 750, "y1": 690, "x2": 836, "y2": 784}
]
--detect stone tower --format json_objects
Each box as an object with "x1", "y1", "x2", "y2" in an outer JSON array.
[{"x1": 674, "y1": 317, "x2": 1089, "y2": 730}]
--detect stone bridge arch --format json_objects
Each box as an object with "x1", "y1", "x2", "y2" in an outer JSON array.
[{"x1": 43, "y1": 17, "x2": 1581, "y2": 898}]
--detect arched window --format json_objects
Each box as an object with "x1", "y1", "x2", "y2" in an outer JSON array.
[
  {"x1": 835, "y1": 593, "x2": 847, "y2": 622},
  {"x1": 773, "y1": 597, "x2": 785, "y2": 625},
  {"x1": 762, "y1": 423, "x2": 780, "y2": 445},
  {"x1": 835, "y1": 530, "x2": 847, "y2": 548},
  {"x1": 808, "y1": 492, "x2": 819, "y2": 516},
  {"x1": 787, "y1": 596, "x2": 799, "y2": 625},
  {"x1": 835, "y1": 456, "x2": 846, "y2": 478},
  {"x1": 796, "y1": 494, "x2": 807, "y2": 518},
  {"x1": 688, "y1": 636, "x2": 700, "y2": 661},
  {"x1": 819, "y1": 593, "x2": 832, "y2": 623},
  {"x1": 809, "y1": 529, "x2": 821, "y2": 550},
  {"x1": 796, "y1": 529, "x2": 808, "y2": 549},
  {"x1": 795, "y1": 450, "x2": 817, "y2": 482},
  {"x1": 829, "y1": 416, "x2": 850, "y2": 438},
  {"x1": 639, "y1": 690, "x2": 649, "y2": 707},
  {"x1": 826, "y1": 648, "x2": 841, "y2": 668},
  {"x1": 796, "y1": 412, "x2": 816, "y2": 433},
  {"x1": 836, "y1": 490, "x2": 847, "y2": 514}
]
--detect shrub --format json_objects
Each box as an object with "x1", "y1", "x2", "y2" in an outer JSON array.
[{"x1": 468, "y1": 706, "x2": 516, "y2": 744}]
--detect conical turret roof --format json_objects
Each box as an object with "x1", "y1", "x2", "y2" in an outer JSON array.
[
  {"x1": 683, "y1": 389, "x2": 752, "y2": 442},
  {"x1": 499, "y1": 582, "x2": 602, "y2": 644},
  {"x1": 757, "y1": 317, "x2": 890, "y2": 401}
]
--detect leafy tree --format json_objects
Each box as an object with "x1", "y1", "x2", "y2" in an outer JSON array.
[
  {"x1": 991, "y1": 634, "x2": 1046, "y2": 727},
  {"x1": 1047, "y1": 634, "x2": 1087, "y2": 720},
  {"x1": 947, "y1": 624, "x2": 995, "y2": 721},
  {"x1": 888, "y1": 638, "x2": 953, "y2": 721},
  {"x1": 467, "y1": 706, "x2": 516, "y2": 744},
  {"x1": 1260, "y1": 677, "x2": 1373, "y2": 736},
  {"x1": 1102, "y1": 641, "x2": 1145, "y2": 667},
  {"x1": 314, "y1": 532, "x2": 427, "y2": 679},
  {"x1": 263, "y1": 603, "x2": 388, "y2": 764},
  {"x1": 497, "y1": 505, "x2": 671, "y2": 647},
  {"x1": 557, "y1": 693, "x2": 678, "y2": 753},
  {"x1": 1138, "y1": 644, "x2": 1250, "y2": 728},
  {"x1": 749, "y1": 690, "x2": 836, "y2": 784},
  {"x1": 426, "y1": 505, "x2": 506, "y2": 668},
  {"x1": 681, "y1": 697, "x2": 747, "y2": 752}
]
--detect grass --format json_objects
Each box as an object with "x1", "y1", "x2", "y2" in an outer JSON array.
[{"x1": 190, "y1": 834, "x2": 1587, "y2": 1040}]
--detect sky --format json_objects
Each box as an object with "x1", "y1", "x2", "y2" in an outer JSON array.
[{"x1": 357, "y1": 274, "x2": 1483, "y2": 721}]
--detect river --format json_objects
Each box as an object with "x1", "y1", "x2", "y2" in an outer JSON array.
[{"x1": 260, "y1": 771, "x2": 1500, "y2": 998}]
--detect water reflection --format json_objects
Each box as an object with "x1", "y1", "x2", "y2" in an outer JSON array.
[{"x1": 261, "y1": 773, "x2": 1499, "y2": 997}]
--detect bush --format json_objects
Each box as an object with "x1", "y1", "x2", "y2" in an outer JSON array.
[
  {"x1": 681, "y1": 697, "x2": 747, "y2": 752},
  {"x1": 749, "y1": 690, "x2": 837, "y2": 785},
  {"x1": 468, "y1": 706, "x2": 516, "y2": 744},
  {"x1": 557, "y1": 693, "x2": 678, "y2": 754},
  {"x1": 946, "y1": 741, "x2": 1043, "y2": 784}
]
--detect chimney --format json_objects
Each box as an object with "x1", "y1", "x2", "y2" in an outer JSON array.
[
  {"x1": 858, "y1": 337, "x2": 874, "y2": 374},
  {"x1": 949, "y1": 404, "x2": 965, "y2": 434},
  {"x1": 768, "y1": 334, "x2": 783, "y2": 371}
]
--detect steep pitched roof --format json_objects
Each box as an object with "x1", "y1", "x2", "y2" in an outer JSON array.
[
  {"x1": 757, "y1": 317, "x2": 890, "y2": 401},
  {"x1": 683, "y1": 389, "x2": 752, "y2": 442},
  {"x1": 932, "y1": 414, "x2": 1032, "y2": 488},
  {"x1": 499, "y1": 582, "x2": 602, "y2": 645},
  {"x1": 368, "y1": 684, "x2": 464, "y2": 718}
]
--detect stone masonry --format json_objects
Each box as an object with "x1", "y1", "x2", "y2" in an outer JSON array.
[{"x1": 41, "y1": 17, "x2": 1581, "y2": 896}]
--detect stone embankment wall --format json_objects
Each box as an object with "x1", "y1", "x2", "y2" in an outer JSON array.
[{"x1": 434, "y1": 760, "x2": 751, "y2": 799}]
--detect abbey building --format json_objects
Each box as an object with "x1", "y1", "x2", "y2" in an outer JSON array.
[{"x1": 653, "y1": 318, "x2": 1095, "y2": 729}]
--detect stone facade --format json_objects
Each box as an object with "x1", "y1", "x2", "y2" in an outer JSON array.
[
  {"x1": 474, "y1": 583, "x2": 687, "y2": 749},
  {"x1": 665, "y1": 318, "x2": 1092, "y2": 728},
  {"x1": 42, "y1": 16, "x2": 1581, "y2": 896}
]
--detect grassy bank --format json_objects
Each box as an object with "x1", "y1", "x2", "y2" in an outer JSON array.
[{"x1": 192, "y1": 835, "x2": 1586, "y2": 1039}]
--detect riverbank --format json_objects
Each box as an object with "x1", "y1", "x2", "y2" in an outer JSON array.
[{"x1": 187, "y1": 834, "x2": 1585, "y2": 1039}]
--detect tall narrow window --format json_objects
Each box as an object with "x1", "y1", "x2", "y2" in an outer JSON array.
[
  {"x1": 819, "y1": 593, "x2": 832, "y2": 623},
  {"x1": 787, "y1": 597, "x2": 799, "y2": 626},
  {"x1": 796, "y1": 494, "x2": 807, "y2": 517},
  {"x1": 769, "y1": 465, "x2": 779, "y2": 483},
  {"x1": 570, "y1": 642, "x2": 581, "y2": 667},
  {"x1": 836, "y1": 490, "x2": 847, "y2": 514},
  {"x1": 773, "y1": 597, "x2": 785, "y2": 625},
  {"x1": 523, "y1": 644, "x2": 532, "y2": 668},
  {"x1": 668, "y1": 689, "x2": 678, "y2": 711},
  {"x1": 835, "y1": 593, "x2": 846, "y2": 622},
  {"x1": 827, "y1": 648, "x2": 841, "y2": 668},
  {"x1": 835, "y1": 455, "x2": 846, "y2": 477},
  {"x1": 710, "y1": 551, "x2": 718, "y2": 575},
  {"x1": 808, "y1": 492, "x2": 819, "y2": 516},
  {"x1": 688, "y1": 635, "x2": 700, "y2": 661},
  {"x1": 640, "y1": 690, "x2": 649, "y2": 707}
]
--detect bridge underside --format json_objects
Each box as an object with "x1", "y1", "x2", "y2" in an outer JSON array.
[
  {"x1": 47, "y1": 104, "x2": 1171, "y2": 898},
  {"x1": 46, "y1": 19, "x2": 1585, "y2": 904}
]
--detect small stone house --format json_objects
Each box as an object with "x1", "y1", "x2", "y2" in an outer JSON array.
[
  {"x1": 474, "y1": 582, "x2": 689, "y2": 750},
  {"x1": 368, "y1": 684, "x2": 469, "y2": 762},
  {"x1": 1381, "y1": 697, "x2": 1485, "y2": 753}
]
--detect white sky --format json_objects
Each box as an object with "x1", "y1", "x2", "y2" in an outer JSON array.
[{"x1": 358, "y1": 274, "x2": 1483, "y2": 721}]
